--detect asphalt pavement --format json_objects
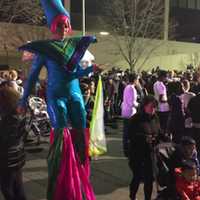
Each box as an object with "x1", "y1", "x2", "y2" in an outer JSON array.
[{"x1": 0, "y1": 118, "x2": 157, "y2": 200}]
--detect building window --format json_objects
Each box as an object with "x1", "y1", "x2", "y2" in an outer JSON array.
[
  {"x1": 188, "y1": 0, "x2": 196, "y2": 9},
  {"x1": 197, "y1": 0, "x2": 200, "y2": 9},
  {"x1": 179, "y1": 0, "x2": 187, "y2": 8}
]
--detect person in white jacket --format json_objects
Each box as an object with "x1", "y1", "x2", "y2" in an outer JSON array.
[
  {"x1": 153, "y1": 70, "x2": 169, "y2": 132},
  {"x1": 121, "y1": 73, "x2": 139, "y2": 156}
]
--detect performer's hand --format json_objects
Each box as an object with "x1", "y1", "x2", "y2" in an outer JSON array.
[
  {"x1": 16, "y1": 105, "x2": 26, "y2": 115},
  {"x1": 65, "y1": 18, "x2": 72, "y2": 35}
]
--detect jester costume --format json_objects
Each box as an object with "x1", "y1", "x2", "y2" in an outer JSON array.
[{"x1": 19, "y1": 1, "x2": 96, "y2": 200}]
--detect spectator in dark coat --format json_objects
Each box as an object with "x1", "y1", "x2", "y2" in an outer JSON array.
[
  {"x1": 0, "y1": 83, "x2": 27, "y2": 200},
  {"x1": 127, "y1": 95, "x2": 160, "y2": 200},
  {"x1": 167, "y1": 81, "x2": 185, "y2": 143},
  {"x1": 80, "y1": 82, "x2": 95, "y2": 127},
  {"x1": 104, "y1": 77, "x2": 115, "y2": 122},
  {"x1": 188, "y1": 93, "x2": 200, "y2": 160}
]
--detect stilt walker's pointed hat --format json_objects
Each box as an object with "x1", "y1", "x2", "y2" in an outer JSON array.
[
  {"x1": 19, "y1": 0, "x2": 97, "y2": 71},
  {"x1": 40, "y1": 0, "x2": 71, "y2": 33}
]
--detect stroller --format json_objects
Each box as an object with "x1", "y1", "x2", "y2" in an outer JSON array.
[
  {"x1": 153, "y1": 142, "x2": 182, "y2": 200},
  {"x1": 25, "y1": 96, "x2": 51, "y2": 145}
]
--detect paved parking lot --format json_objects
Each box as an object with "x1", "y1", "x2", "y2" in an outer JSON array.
[{"x1": 0, "y1": 119, "x2": 157, "y2": 200}]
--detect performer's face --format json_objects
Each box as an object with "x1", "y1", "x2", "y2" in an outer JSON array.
[{"x1": 54, "y1": 21, "x2": 71, "y2": 39}]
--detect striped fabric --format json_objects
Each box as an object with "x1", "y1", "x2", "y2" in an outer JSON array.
[
  {"x1": 18, "y1": 36, "x2": 97, "y2": 71},
  {"x1": 0, "y1": 114, "x2": 26, "y2": 170},
  {"x1": 48, "y1": 128, "x2": 96, "y2": 200}
]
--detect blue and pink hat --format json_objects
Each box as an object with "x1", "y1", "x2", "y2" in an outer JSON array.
[{"x1": 40, "y1": 0, "x2": 72, "y2": 33}]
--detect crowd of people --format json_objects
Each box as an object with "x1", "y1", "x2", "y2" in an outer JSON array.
[
  {"x1": 1, "y1": 64, "x2": 200, "y2": 199},
  {"x1": 118, "y1": 66, "x2": 200, "y2": 200},
  {"x1": 1, "y1": 0, "x2": 200, "y2": 199}
]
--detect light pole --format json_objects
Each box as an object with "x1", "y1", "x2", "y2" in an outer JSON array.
[
  {"x1": 164, "y1": 0, "x2": 170, "y2": 41},
  {"x1": 82, "y1": 0, "x2": 86, "y2": 36}
]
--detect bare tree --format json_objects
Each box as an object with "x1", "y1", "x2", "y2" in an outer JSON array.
[
  {"x1": 0, "y1": 0, "x2": 43, "y2": 24},
  {"x1": 101, "y1": 0, "x2": 166, "y2": 72},
  {"x1": 0, "y1": 0, "x2": 44, "y2": 65}
]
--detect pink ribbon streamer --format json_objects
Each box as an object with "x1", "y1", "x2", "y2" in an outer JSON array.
[{"x1": 49, "y1": 128, "x2": 95, "y2": 200}]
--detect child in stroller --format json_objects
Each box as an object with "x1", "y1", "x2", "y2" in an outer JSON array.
[{"x1": 154, "y1": 136, "x2": 199, "y2": 200}]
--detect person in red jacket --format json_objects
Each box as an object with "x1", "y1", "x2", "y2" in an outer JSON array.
[{"x1": 175, "y1": 160, "x2": 200, "y2": 200}]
